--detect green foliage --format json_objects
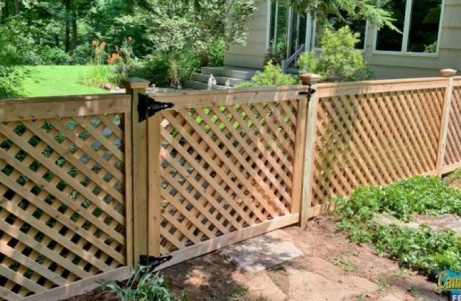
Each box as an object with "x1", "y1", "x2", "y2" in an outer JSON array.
[
  {"x1": 235, "y1": 62, "x2": 298, "y2": 88},
  {"x1": 298, "y1": 26, "x2": 373, "y2": 82},
  {"x1": 0, "y1": 66, "x2": 30, "y2": 98},
  {"x1": 287, "y1": 0, "x2": 398, "y2": 31},
  {"x1": 38, "y1": 46, "x2": 71, "y2": 65},
  {"x1": 102, "y1": 265, "x2": 173, "y2": 301},
  {"x1": 372, "y1": 224, "x2": 461, "y2": 272},
  {"x1": 207, "y1": 40, "x2": 225, "y2": 67},
  {"x1": 335, "y1": 175, "x2": 461, "y2": 273},
  {"x1": 79, "y1": 65, "x2": 117, "y2": 87},
  {"x1": 136, "y1": 50, "x2": 201, "y2": 87}
]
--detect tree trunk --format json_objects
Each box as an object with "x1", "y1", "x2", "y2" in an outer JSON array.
[
  {"x1": 64, "y1": 0, "x2": 70, "y2": 52},
  {"x1": 3, "y1": 0, "x2": 10, "y2": 19},
  {"x1": 71, "y1": 8, "x2": 77, "y2": 50},
  {"x1": 55, "y1": 33, "x2": 60, "y2": 48},
  {"x1": 14, "y1": 0, "x2": 19, "y2": 15}
]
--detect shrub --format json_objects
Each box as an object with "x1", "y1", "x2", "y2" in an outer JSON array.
[
  {"x1": 0, "y1": 65, "x2": 30, "y2": 98},
  {"x1": 207, "y1": 39, "x2": 225, "y2": 67},
  {"x1": 136, "y1": 50, "x2": 200, "y2": 88},
  {"x1": 298, "y1": 26, "x2": 373, "y2": 82},
  {"x1": 234, "y1": 62, "x2": 298, "y2": 88},
  {"x1": 38, "y1": 46, "x2": 71, "y2": 65},
  {"x1": 69, "y1": 44, "x2": 93, "y2": 65}
]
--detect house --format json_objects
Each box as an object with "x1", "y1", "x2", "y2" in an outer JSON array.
[{"x1": 223, "y1": 0, "x2": 461, "y2": 79}]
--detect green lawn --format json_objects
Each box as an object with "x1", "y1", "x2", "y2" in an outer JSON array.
[{"x1": 22, "y1": 65, "x2": 110, "y2": 97}]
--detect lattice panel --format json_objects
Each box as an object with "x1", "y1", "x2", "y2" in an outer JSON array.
[
  {"x1": 311, "y1": 89, "x2": 444, "y2": 209},
  {"x1": 0, "y1": 115, "x2": 127, "y2": 299},
  {"x1": 444, "y1": 82, "x2": 461, "y2": 166},
  {"x1": 158, "y1": 101, "x2": 298, "y2": 253}
]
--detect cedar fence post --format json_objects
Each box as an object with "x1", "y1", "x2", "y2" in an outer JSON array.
[
  {"x1": 121, "y1": 78, "x2": 150, "y2": 266},
  {"x1": 299, "y1": 73, "x2": 321, "y2": 229},
  {"x1": 436, "y1": 68, "x2": 457, "y2": 176}
]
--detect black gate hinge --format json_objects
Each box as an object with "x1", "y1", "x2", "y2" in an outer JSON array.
[
  {"x1": 299, "y1": 86, "x2": 316, "y2": 101},
  {"x1": 139, "y1": 254, "x2": 173, "y2": 269},
  {"x1": 138, "y1": 94, "x2": 174, "y2": 122}
]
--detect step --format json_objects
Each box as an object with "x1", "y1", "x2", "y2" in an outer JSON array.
[
  {"x1": 191, "y1": 73, "x2": 246, "y2": 86},
  {"x1": 201, "y1": 66, "x2": 258, "y2": 80},
  {"x1": 184, "y1": 80, "x2": 231, "y2": 91}
]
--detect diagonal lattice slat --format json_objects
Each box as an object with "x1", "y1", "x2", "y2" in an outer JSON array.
[
  {"x1": 0, "y1": 114, "x2": 127, "y2": 299},
  {"x1": 311, "y1": 88, "x2": 444, "y2": 209},
  {"x1": 158, "y1": 101, "x2": 298, "y2": 253}
]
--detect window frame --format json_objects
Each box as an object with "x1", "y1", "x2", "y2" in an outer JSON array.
[{"x1": 372, "y1": 0, "x2": 445, "y2": 57}]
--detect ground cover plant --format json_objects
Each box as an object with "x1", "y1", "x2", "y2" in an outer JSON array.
[{"x1": 334, "y1": 175, "x2": 461, "y2": 274}]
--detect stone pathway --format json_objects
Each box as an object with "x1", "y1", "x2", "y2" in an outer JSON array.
[{"x1": 220, "y1": 228, "x2": 446, "y2": 301}]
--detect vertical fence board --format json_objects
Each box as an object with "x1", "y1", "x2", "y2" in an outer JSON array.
[
  {"x1": 436, "y1": 69, "x2": 457, "y2": 175},
  {"x1": 147, "y1": 114, "x2": 162, "y2": 256},
  {"x1": 121, "y1": 78, "x2": 150, "y2": 266}
]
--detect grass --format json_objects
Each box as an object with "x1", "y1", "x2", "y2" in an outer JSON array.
[{"x1": 21, "y1": 65, "x2": 110, "y2": 97}]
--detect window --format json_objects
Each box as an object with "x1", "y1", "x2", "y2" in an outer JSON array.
[
  {"x1": 313, "y1": 13, "x2": 367, "y2": 50},
  {"x1": 268, "y1": 1, "x2": 290, "y2": 55},
  {"x1": 375, "y1": 0, "x2": 442, "y2": 53}
]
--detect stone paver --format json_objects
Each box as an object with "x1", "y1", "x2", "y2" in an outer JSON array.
[{"x1": 220, "y1": 230, "x2": 303, "y2": 273}]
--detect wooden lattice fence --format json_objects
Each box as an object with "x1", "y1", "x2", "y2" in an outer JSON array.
[
  {"x1": 0, "y1": 95, "x2": 133, "y2": 301},
  {"x1": 305, "y1": 74, "x2": 461, "y2": 217},
  {"x1": 1, "y1": 71, "x2": 461, "y2": 300}
]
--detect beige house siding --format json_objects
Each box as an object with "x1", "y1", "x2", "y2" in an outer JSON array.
[
  {"x1": 224, "y1": 0, "x2": 267, "y2": 69},
  {"x1": 224, "y1": 0, "x2": 460, "y2": 78},
  {"x1": 366, "y1": 0, "x2": 461, "y2": 79}
]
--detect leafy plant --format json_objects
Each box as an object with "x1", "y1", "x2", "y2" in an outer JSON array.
[
  {"x1": 102, "y1": 265, "x2": 173, "y2": 301},
  {"x1": 298, "y1": 26, "x2": 373, "y2": 82},
  {"x1": 79, "y1": 65, "x2": 117, "y2": 87},
  {"x1": 235, "y1": 62, "x2": 298, "y2": 88},
  {"x1": 335, "y1": 175, "x2": 461, "y2": 274}
]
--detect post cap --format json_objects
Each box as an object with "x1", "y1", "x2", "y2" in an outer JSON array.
[
  {"x1": 300, "y1": 73, "x2": 321, "y2": 85},
  {"x1": 440, "y1": 69, "x2": 457, "y2": 78},
  {"x1": 120, "y1": 77, "x2": 151, "y2": 89}
]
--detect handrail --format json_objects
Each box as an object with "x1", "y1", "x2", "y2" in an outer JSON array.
[{"x1": 281, "y1": 44, "x2": 305, "y2": 73}]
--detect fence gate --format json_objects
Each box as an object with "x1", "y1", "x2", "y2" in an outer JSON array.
[{"x1": 131, "y1": 85, "x2": 311, "y2": 268}]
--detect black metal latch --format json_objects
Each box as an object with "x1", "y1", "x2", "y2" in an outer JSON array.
[
  {"x1": 299, "y1": 86, "x2": 316, "y2": 101},
  {"x1": 138, "y1": 94, "x2": 174, "y2": 122},
  {"x1": 139, "y1": 254, "x2": 173, "y2": 270}
]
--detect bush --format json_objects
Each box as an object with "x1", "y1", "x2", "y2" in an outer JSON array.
[
  {"x1": 136, "y1": 50, "x2": 200, "y2": 87},
  {"x1": 69, "y1": 44, "x2": 93, "y2": 65},
  {"x1": 38, "y1": 46, "x2": 71, "y2": 65},
  {"x1": 207, "y1": 39, "x2": 225, "y2": 67},
  {"x1": 0, "y1": 65, "x2": 30, "y2": 98},
  {"x1": 234, "y1": 62, "x2": 298, "y2": 88},
  {"x1": 298, "y1": 26, "x2": 373, "y2": 82}
]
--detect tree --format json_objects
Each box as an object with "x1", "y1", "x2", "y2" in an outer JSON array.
[{"x1": 287, "y1": 0, "x2": 397, "y2": 30}]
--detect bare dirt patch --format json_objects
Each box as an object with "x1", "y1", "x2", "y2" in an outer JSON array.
[{"x1": 66, "y1": 215, "x2": 447, "y2": 301}]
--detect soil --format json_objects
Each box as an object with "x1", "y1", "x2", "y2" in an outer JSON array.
[{"x1": 65, "y1": 215, "x2": 449, "y2": 301}]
